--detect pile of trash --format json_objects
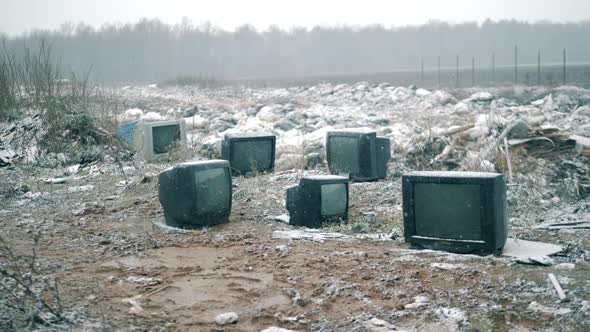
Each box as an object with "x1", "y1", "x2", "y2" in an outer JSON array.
[
  {"x1": 114, "y1": 83, "x2": 589, "y2": 174},
  {"x1": 0, "y1": 111, "x2": 128, "y2": 168},
  {"x1": 3, "y1": 83, "x2": 589, "y2": 188},
  {"x1": 0, "y1": 114, "x2": 41, "y2": 166}
]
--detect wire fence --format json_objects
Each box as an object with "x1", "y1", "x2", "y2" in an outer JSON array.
[{"x1": 416, "y1": 47, "x2": 590, "y2": 89}]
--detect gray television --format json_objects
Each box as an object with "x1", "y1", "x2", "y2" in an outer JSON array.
[{"x1": 133, "y1": 119, "x2": 187, "y2": 161}]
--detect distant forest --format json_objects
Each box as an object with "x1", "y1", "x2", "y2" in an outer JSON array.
[{"x1": 2, "y1": 19, "x2": 589, "y2": 83}]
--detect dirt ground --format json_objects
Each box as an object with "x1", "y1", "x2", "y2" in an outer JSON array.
[
  {"x1": 1, "y1": 160, "x2": 589, "y2": 332},
  {"x1": 1, "y1": 83, "x2": 590, "y2": 331}
]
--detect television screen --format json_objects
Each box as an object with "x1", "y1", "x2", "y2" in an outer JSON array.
[
  {"x1": 321, "y1": 183, "x2": 347, "y2": 216},
  {"x1": 133, "y1": 120, "x2": 187, "y2": 162},
  {"x1": 327, "y1": 136, "x2": 360, "y2": 174},
  {"x1": 222, "y1": 132, "x2": 276, "y2": 175},
  {"x1": 152, "y1": 124, "x2": 181, "y2": 154},
  {"x1": 231, "y1": 139, "x2": 273, "y2": 173},
  {"x1": 194, "y1": 168, "x2": 231, "y2": 215},
  {"x1": 414, "y1": 183, "x2": 482, "y2": 241},
  {"x1": 402, "y1": 171, "x2": 507, "y2": 255}
]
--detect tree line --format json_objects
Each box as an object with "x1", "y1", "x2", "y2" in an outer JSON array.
[{"x1": 2, "y1": 18, "x2": 589, "y2": 83}]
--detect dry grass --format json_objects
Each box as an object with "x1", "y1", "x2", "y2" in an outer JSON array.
[{"x1": 0, "y1": 39, "x2": 124, "y2": 166}]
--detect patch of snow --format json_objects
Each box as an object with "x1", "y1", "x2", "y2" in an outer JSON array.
[
  {"x1": 141, "y1": 111, "x2": 164, "y2": 121},
  {"x1": 415, "y1": 88, "x2": 432, "y2": 97},
  {"x1": 468, "y1": 91, "x2": 494, "y2": 102},
  {"x1": 404, "y1": 295, "x2": 430, "y2": 309},
  {"x1": 431, "y1": 262, "x2": 466, "y2": 270},
  {"x1": 435, "y1": 307, "x2": 466, "y2": 323}
]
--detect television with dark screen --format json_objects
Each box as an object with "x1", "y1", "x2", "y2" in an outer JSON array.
[
  {"x1": 286, "y1": 175, "x2": 349, "y2": 228},
  {"x1": 158, "y1": 160, "x2": 232, "y2": 228},
  {"x1": 402, "y1": 171, "x2": 507, "y2": 255},
  {"x1": 221, "y1": 132, "x2": 276, "y2": 176},
  {"x1": 133, "y1": 119, "x2": 187, "y2": 161},
  {"x1": 326, "y1": 130, "x2": 390, "y2": 182}
]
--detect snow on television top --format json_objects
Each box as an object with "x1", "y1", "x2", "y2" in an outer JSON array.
[
  {"x1": 161, "y1": 159, "x2": 229, "y2": 173},
  {"x1": 224, "y1": 132, "x2": 275, "y2": 138},
  {"x1": 406, "y1": 171, "x2": 502, "y2": 178},
  {"x1": 328, "y1": 127, "x2": 376, "y2": 134},
  {"x1": 303, "y1": 175, "x2": 349, "y2": 181}
]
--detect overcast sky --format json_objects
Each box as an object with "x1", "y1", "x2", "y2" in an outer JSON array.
[{"x1": 2, "y1": 0, "x2": 590, "y2": 36}]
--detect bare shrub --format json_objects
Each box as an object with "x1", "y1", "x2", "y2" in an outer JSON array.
[
  {"x1": 0, "y1": 234, "x2": 68, "y2": 329},
  {"x1": 1, "y1": 39, "x2": 124, "y2": 166}
]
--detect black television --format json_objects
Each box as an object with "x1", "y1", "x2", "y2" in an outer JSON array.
[
  {"x1": 326, "y1": 130, "x2": 390, "y2": 182},
  {"x1": 286, "y1": 175, "x2": 349, "y2": 228},
  {"x1": 221, "y1": 132, "x2": 276, "y2": 176},
  {"x1": 402, "y1": 171, "x2": 507, "y2": 255},
  {"x1": 158, "y1": 160, "x2": 232, "y2": 228}
]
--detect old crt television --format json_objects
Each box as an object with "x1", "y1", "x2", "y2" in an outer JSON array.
[
  {"x1": 326, "y1": 130, "x2": 390, "y2": 182},
  {"x1": 158, "y1": 160, "x2": 232, "y2": 228},
  {"x1": 402, "y1": 171, "x2": 507, "y2": 255},
  {"x1": 133, "y1": 119, "x2": 187, "y2": 161},
  {"x1": 221, "y1": 132, "x2": 276, "y2": 176},
  {"x1": 286, "y1": 175, "x2": 349, "y2": 228}
]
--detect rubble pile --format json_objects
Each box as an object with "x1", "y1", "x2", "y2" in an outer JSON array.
[
  {"x1": 115, "y1": 84, "x2": 589, "y2": 172},
  {"x1": 0, "y1": 111, "x2": 129, "y2": 168}
]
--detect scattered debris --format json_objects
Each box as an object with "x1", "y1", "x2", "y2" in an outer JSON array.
[
  {"x1": 150, "y1": 219, "x2": 192, "y2": 234},
  {"x1": 72, "y1": 202, "x2": 105, "y2": 216},
  {"x1": 261, "y1": 327, "x2": 298, "y2": 332},
  {"x1": 273, "y1": 214, "x2": 290, "y2": 224},
  {"x1": 514, "y1": 256, "x2": 555, "y2": 266},
  {"x1": 548, "y1": 273, "x2": 568, "y2": 301},
  {"x1": 44, "y1": 177, "x2": 67, "y2": 184},
  {"x1": 431, "y1": 262, "x2": 466, "y2": 270},
  {"x1": 536, "y1": 221, "x2": 590, "y2": 230},
  {"x1": 528, "y1": 301, "x2": 572, "y2": 316},
  {"x1": 271, "y1": 229, "x2": 394, "y2": 242},
  {"x1": 362, "y1": 317, "x2": 399, "y2": 332},
  {"x1": 404, "y1": 295, "x2": 430, "y2": 309},
  {"x1": 126, "y1": 276, "x2": 162, "y2": 286},
  {"x1": 275, "y1": 244, "x2": 290, "y2": 257},
  {"x1": 502, "y1": 238, "x2": 563, "y2": 260},
  {"x1": 435, "y1": 307, "x2": 467, "y2": 324},
  {"x1": 214, "y1": 312, "x2": 239, "y2": 326},
  {"x1": 555, "y1": 263, "x2": 576, "y2": 270},
  {"x1": 122, "y1": 295, "x2": 144, "y2": 315},
  {"x1": 67, "y1": 185, "x2": 95, "y2": 193}
]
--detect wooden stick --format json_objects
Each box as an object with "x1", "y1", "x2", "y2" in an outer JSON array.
[
  {"x1": 503, "y1": 137, "x2": 513, "y2": 183},
  {"x1": 435, "y1": 123, "x2": 475, "y2": 137},
  {"x1": 548, "y1": 273, "x2": 567, "y2": 301}
]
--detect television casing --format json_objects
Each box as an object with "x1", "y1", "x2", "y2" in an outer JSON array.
[
  {"x1": 286, "y1": 175, "x2": 349, "y2": 228},
  {"x1": 402, "y1": 171, "x2": 507, "y2": 255},
  {"x1": 133, "y1": 119, "x2": 187, "y2": 161},
  {"x1": 376, "y1": 136, "x2": 391, "y2": 179},
  {"x1": 326, "y1": 130, "x2": 390, "y2": 182},
  {"x1": 158, "y1": 160, "x2": 232, "y2": 228},
  {"x1": 221, "y1": 132, "x2": 276, "y2": 176}
]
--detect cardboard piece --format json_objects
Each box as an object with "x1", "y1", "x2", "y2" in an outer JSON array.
[{"x1": 502, "y1": 238, "x2": 563, "y2": 259}]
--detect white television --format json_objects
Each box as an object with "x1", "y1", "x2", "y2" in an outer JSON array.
[{"x1": 133, "y1": 119, "x2": 187, "y2": 161}]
